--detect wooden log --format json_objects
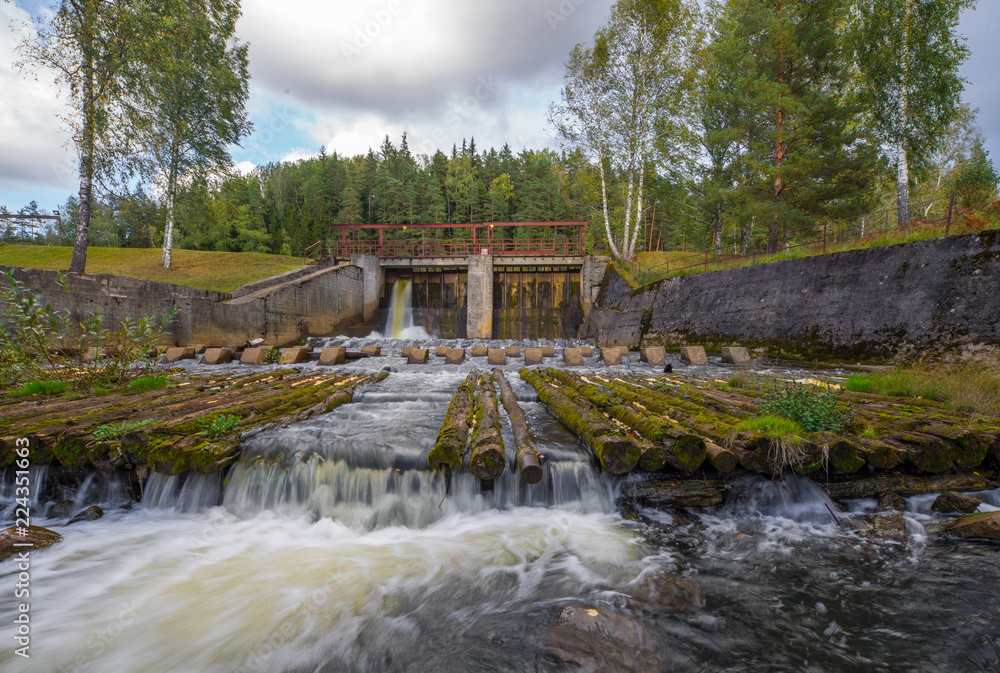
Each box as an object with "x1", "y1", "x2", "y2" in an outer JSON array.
[
  {"x1": 703, "y1": 440, "x2": 737, "y2": 473},
  {"x1": 492, "y1": 370, "x2": 542, "y2": 484},
  {"x1": 426, "y1": 372, "x2": 477, "y2": 473},
  {"x1": 822, "y1": 473, "x2": 999, "y2": 500},
  {"x1": 470, "y1": 374, "x2": 506, "y2": 480},
  {"x1": 520, "y1": 369, "x2": 640, "y2": 474},
  {"x1": 544, "y1": 369, "x2": 706, "y2": 472},
  {"x1": 620, "y1": 477, "x2": 730, "y2": 509}
]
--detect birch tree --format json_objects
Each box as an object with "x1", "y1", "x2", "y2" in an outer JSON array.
[
  {"x1": 550, "y1": 0, "x2": 698, "y2": 261},
  {"x1": 850, "y1": 0, "x2": 975, "y2": 225}
]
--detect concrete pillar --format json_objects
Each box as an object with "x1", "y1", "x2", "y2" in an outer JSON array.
[
  {"x1": 351, "y1": 254, "x2": 383, "y2": 323},
  {"x1": 580, "y1": 255, "x2": 610, "y2": 320},
  {"x1": 467, "y1": 254, "x2": 493, "y2": 339}
]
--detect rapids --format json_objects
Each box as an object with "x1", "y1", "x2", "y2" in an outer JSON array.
[{"x1": 1, "y1": 345, "x2": 999, "y2": 672}]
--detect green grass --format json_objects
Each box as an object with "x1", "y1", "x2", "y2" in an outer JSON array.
[
  {"x1": 844, "y1": 363, "x2": 1000, "y2": 421},
  {"x1": 92, "y1": 417, "x2": 158, "y2": 440},
  {"x1": 732, "y1": 415, "x2": 804, "y2": 438},
  {"x1": 0, "y1": 245, "x2": 304, "y2": 292},
  {"x1": 127, "y1": 375, "x2": 169, "y2": 392},
  {"x1": 8, "y1": 379, "x2": 70, "y2": 398}
]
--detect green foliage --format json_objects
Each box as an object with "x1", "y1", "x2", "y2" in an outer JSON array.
[
  {"x1": 0, "y1": 270, "x2": 175, "y2": 390},
  {"x1": 93, "y1": 418, "x2": 158, "y2": 440},
  {"x1": 91, "y1": 386, "x2": 111, "y2": 396},
  {"x1": 953, "y1": 139, "x2": 999, "y2": 207},
  {"x1": 8, "y1": 380, "x2": 71, "y2": 398},
  {"x1": 732, "y1": 415, "x2": 804, "y2": 439},
  {"x1": 128, "y1": 375, "x2": 169, "y2": 392},
  {"x1": 197, "y1": 414, "x2": 240, "y2": 438},
  {"x1": 760, "y1": 382, "x2": 852, "y2": 433}
]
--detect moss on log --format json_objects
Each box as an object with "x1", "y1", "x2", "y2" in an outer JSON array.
[
  {"x1": 470, "y1": 374, "x2": 506, "y2": 480},
  {"x1": 427, "y1": 372, "x2": 477, "y2": 473},
  {"x1": 520, "y1": 369, "x2": 640, "y2": 474},
  {"x1": 492, "y1": 370, "x2": 542, "y2": 484}
]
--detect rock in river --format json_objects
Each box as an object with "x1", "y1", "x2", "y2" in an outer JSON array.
[
  {"x1": 67, "y1": 505, "x2": 104, "y2": 525},
  {"x1": 545, "y1": 604, "x2": 660, "y2": 672},
  {"x1": 0, "y1": 525, "x2": 62, "y2": 562},
  {"x1": 945, "y1": 511, "x2": 1000, "y2": 541},
  {"x1": 931, "y1": 491, "x2": 981, "y2": 514}
]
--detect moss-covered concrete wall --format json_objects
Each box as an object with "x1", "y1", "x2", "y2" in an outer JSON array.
[{"x1": 584, "y1": 231, "x2": 1000, "y2": 361}]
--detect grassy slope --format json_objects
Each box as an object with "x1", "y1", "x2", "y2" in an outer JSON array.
[{"x1": 0, "y1": 245, "x2": 305, "y2": 292}]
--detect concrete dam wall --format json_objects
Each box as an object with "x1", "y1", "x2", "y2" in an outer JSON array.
[{"x1": 584, "y1": 231, "x2": 1000, "y2": 361}]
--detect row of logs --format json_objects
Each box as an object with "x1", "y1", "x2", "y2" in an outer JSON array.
[
  {"x1": 520, "y1": 368, "x2": 1000, "y2": 477},
  {"x1": 426, "y1": 370, "x2": 544, "y2": 483}
]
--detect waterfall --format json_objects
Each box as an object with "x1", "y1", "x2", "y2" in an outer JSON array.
[{"x1": 383, "y1": 278, "x2": 431, "y2": 339}]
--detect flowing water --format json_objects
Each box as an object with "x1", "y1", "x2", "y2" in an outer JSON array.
[
  {"x1": 2, "y1": 349, "x2": 1000, "y2": 672},
  {"x1": 381, "y1": 279, "x2": 431, "y2": 340}
]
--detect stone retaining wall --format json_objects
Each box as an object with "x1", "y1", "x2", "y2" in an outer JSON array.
[{"x1": 584, "y1": 231, "x2": 1000, "y2": 361}]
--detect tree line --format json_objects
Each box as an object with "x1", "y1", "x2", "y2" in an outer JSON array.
[{"x1": 11, "y1": 0, "x2": 998, "y2": 265}]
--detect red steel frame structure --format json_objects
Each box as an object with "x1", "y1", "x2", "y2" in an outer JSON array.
[{"x1": 306, "y1": 221, "x2": 588, "y2": 261}]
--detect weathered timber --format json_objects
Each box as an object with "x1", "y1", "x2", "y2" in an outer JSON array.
[
  {"x1": 620, "y1": 477, "x2": 730, "y2": 508},
  {"x1": 822, "y1": 473, "x2": 999, "y2": 500},
  {"x1": 427, "y1": 372, "x2": 477, "y2": 473},
  {"x1": 492, "y1": 370, "x2": 542, "y2": 484},
  {"x1": 543, "y1": 369, "x2": 706, "y2": 472},
  {"x1": 704, "y1": 440, "x2": 737, "y2": 473},
  {"x1": 469, "y1": 374, "x2": 506, "y2": 480},
  {"x1": 887, "y1": 431, "x2": 955, "y2": 473},
  {"x1": 520, "y1": 369, "x2": 640, "y2": 474}
]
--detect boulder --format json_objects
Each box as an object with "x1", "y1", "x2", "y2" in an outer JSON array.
[
  {"x1": 540, "y1": 345, "x2": 556, "y2": 357},
  {"x1": 67, "y1": 505, "x2": 104, "y2": 525},
  {"x1": 505, "y1": 346, "x2": 521, "y2": 358},
  {"x1": 488, "y1": 348, "x2": 507, "y2": 366},
  {"x1": 445, "y1": 349, "x2": 465, "y2": 365},
  {"x1": 562, "y1": 348, "x2": 583, "y2": 366},
  {"x1": 240, "y1": 347, "x2": 272, "y2": 365},
  {"x1": 945, "y1": 511, "x2": 1000, "y2": 541},
  {"x1": 546, "y1": 605, "x2": 660, "y2": 673},
  {"x1": 163, "y1": 347, "x2": 196, "y2": 363},
  {"x1": 0, "y1": 525, "x2": 62, "y2": 562},
  {"x1": 622, "y1": 570, "x2": 705, "y2": 613},
  {"x1": 279, "y1": 346, "x2": 311, "y2": 364},
  {"x1": 407, "y1": 348, "x2": 429, "y2": 365},
  {"x1": 360, "y1": 346, "x2": 381, "y2": 357},
  {"x1": 471, "y1": 346, "x2": 489, "y2": 357},
  {"x1": 45, "y1": 500, "x2": 74, "y2": 519},
  {"x1": 200, "y1": 348, "x2": 233, "y2": 365},
  {"x1": 639, "y1": 347, "x2": 666, "y2": 366},
  {"x1": 524, "y1": 348, "x2": 544, "y2": 366},
  {"x1": 859, "y1": 512, "x2": 908, "y2": 544},
  {"x1": 721, "y1": 346, "x2": 752, "y2": 365},
  {"x1": 601, "y1": 348, "x2": 622, "y2": 366},
  {"x1": 680, "y1": 346, "x2": 708, "y2": 366},
  {"x1": 317, "y1": 347, "x2": 347, "y2": 366},
  {"x1": 932, "y1": 491, "x2": 982, "y2": 514},
  {"x1": 878, "y1": 491, "x2": 907, "y2": 511}
]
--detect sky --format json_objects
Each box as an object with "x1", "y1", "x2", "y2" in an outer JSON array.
[{"x1": 1, "y1": 0, "x2": 998, "y2": 218}]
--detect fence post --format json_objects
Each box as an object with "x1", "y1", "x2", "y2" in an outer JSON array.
[
  {"x1": 823, "y1": 222, "x2": 827, "y2": 255},
  {"x1": 704, "y1": 250, "x2": 708, "y2": 272},
  {"x1": 946, "y1": 195, "x2": 955, "y2": 236}
]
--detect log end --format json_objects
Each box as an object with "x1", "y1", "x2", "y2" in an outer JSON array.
[{"x1": 517, "y1": 451, "x2": 544, "y2": 484}]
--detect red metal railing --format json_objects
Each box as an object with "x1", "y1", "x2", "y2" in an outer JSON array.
[{"x1": 305, "y1": 221, "x2": 589, "y2": 262}]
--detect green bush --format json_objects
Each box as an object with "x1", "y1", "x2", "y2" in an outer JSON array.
[
  {"x1": 197, "y1": 414, "x2": 240, "y2": 438},
  {"x1": 760, "y1": 382, "x2": 852, "y2": 433}
]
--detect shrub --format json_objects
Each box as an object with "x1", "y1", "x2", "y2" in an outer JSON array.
[
  {"x1": 197, "y1": 414, "x2": 240, "y2": 438},
  {"x1": 760, "y1": 382, "x2": 852, "y2": 433}
]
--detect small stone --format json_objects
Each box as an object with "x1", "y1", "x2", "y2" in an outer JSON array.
[
  {"x1": 435, "y1": 346, "x2": 450, "y2": 358},
  {"x1": 67, "y1": 505, "x2": 104, "y2": 525},
  {"x1": 932, "y1": 491, "x2": 982, "y2": 514},
  {"x1": 563, "y1": 348, "x2": 583, "y2": 366},
  {"x1": 471, "y1": 346, "x2": 489, "y2": 357},
  {"x1": 680, "y1": 346, "x2": 708, "y2": 366},
  {"x1": 279, "y1": 346, "x2": 311, "y2": 364},
  {"x1": 878, "y1": 491, "x2": 907, "y2": 511},
  {"x1": 407, "y1": 348, "x2": 429, "y2": 364},
  {"x1": 622, "y1": 570, "x2": 705, "y2": 613},
  {"x1": 445, "y1": 349, "x2": 465, "y2": 365},
  {"x1": 721, "y1": 346, "x2": 751, "y2": 365},
  {"x1": 524, "y1": 348, "x2": 543, "y2": 365},
  {"x1": 240, "y1": 347, "x2": 271, "y2": 365},
  {"x1": 601, "y1": 348, "x2": 622, "y2": 366},
  {"x1": 540, "y1": 345, "x2": 556, "y2": 357},
  {"x1": 505, "y1": 346, "x2": 520, "y2": 358},
  {"x1": 945, "y1": 511, "x2": 1000, "y2": 540},
  {"x1": 200, "y1": 347, "x2": 233, "y2": 365},
  {"x1": 317, "y1": 347, "x2": 347, "y2": 366},
  {"x1": 163, "y1": 347, "x2": 196, "y2": 363},
  {"x1": 639, "y1": 347, "x2": 666, "y2": 366},
  {"x1": 488, "y1": 348, "x2": 507, "y2": 366},
  {"x1": 360, "y1": 346, "x2": 381, "y2": 357}
]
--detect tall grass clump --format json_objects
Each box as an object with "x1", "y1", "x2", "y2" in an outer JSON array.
[{"x1": 844, "y1": 363, "x2": 1000, "y2": 421}]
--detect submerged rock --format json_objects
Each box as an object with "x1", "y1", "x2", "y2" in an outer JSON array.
[
  {"x1": 878, "y1": 491, "x2": 907, "y2": 511},
  {"x1": 0, "y1": 525, "x2": 62, "y2": 561},
  {"x1": 545, "y1": 604, "x2": 660, "y2": 673},
  {"x1": 859, "y1": 512, "x2": 908, "y2": 545},
  {"x1": 945, "y1": 511, "x2": 1000, "y2": 541},
  {"x1": 46, "y1": 500, "x2": 75, "y2": 519},
  {"x1": 67, "y1": 505, "x2": 104, "y2": 525},
  {"x1": 931, "y1": 491, "x2": 981, "y2": 514},
  {"x1": 622, "y1": 570, "x2": 705, "y2": 613}
]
